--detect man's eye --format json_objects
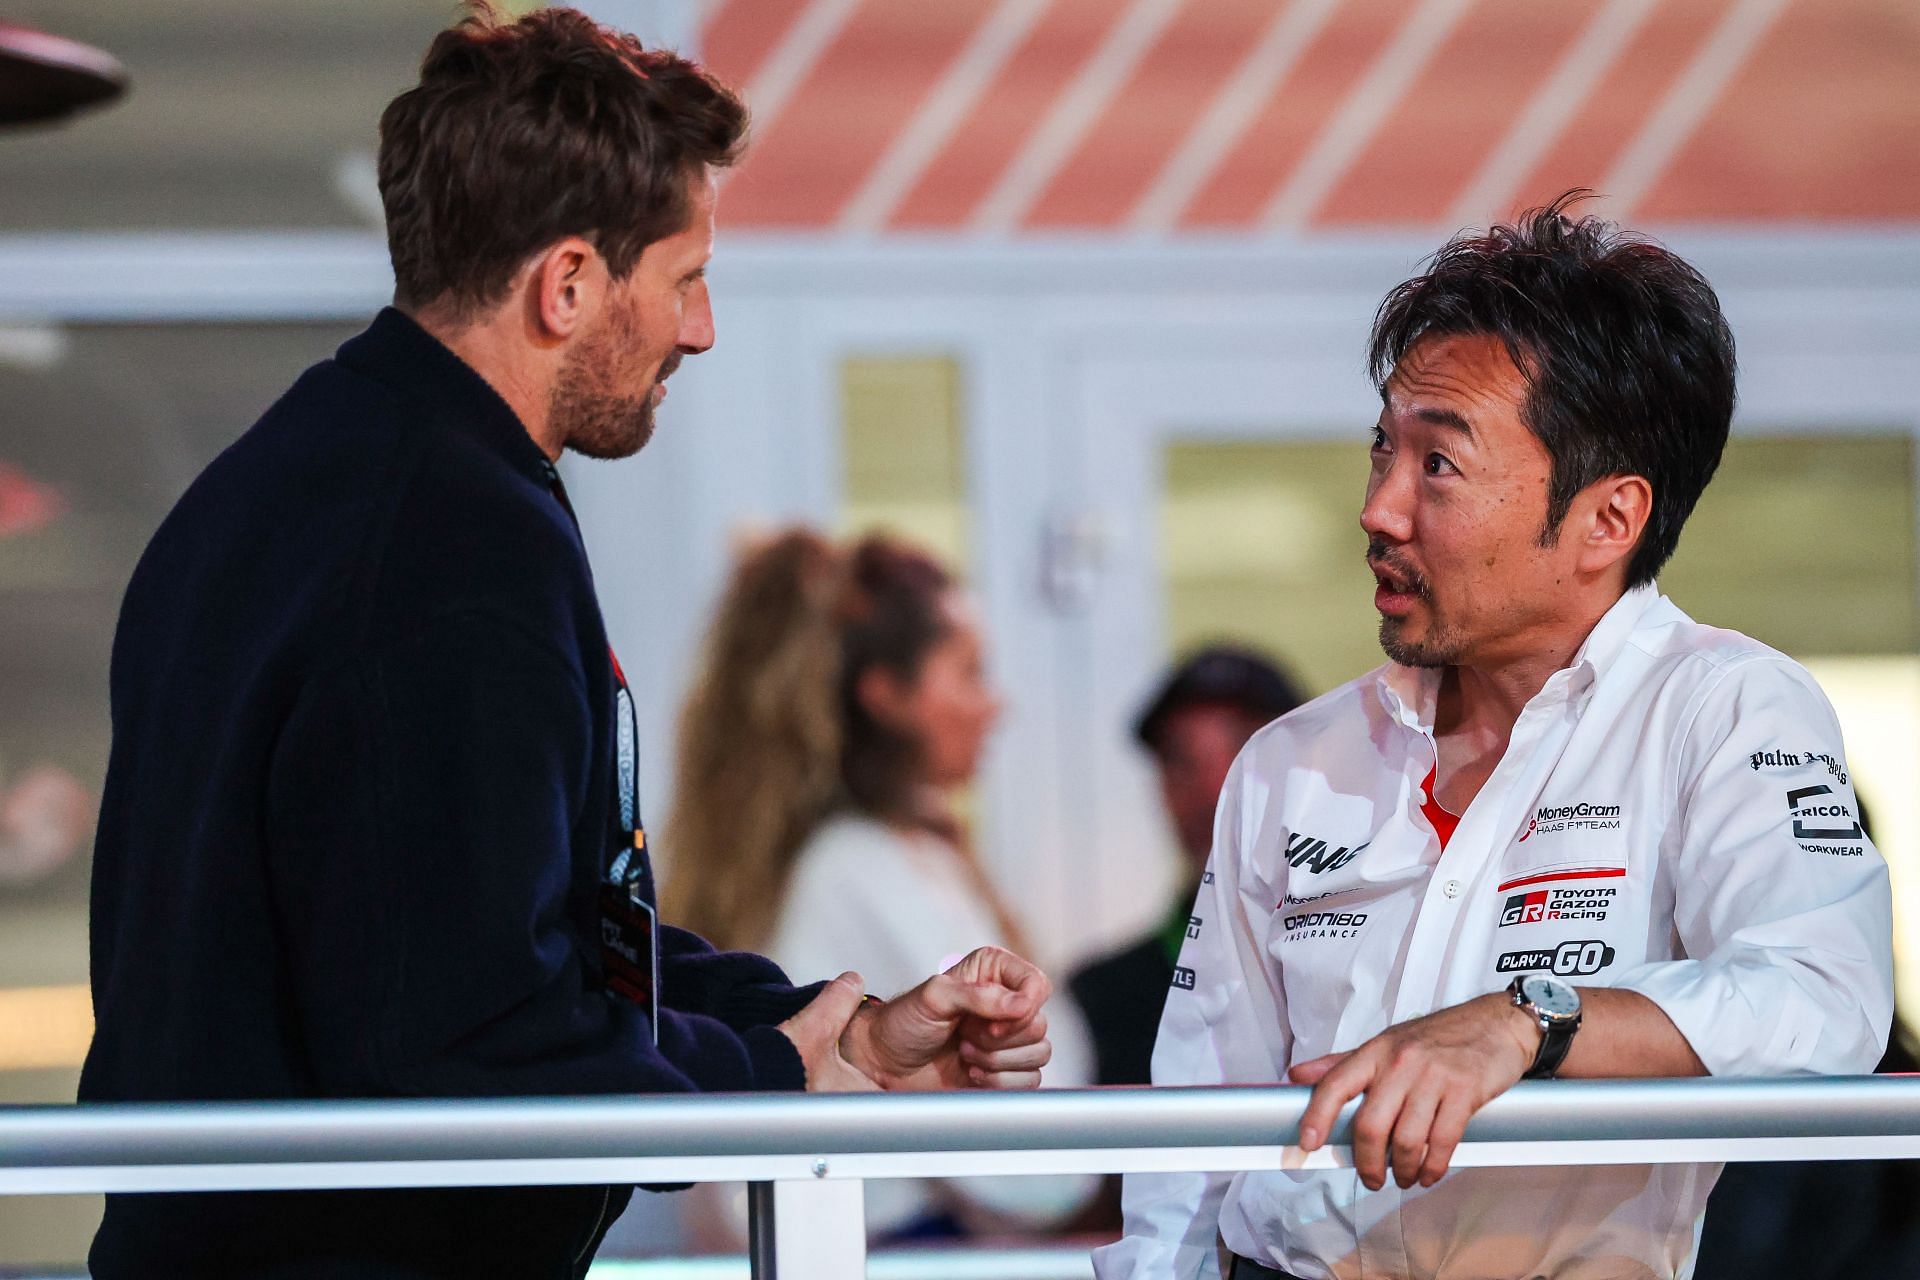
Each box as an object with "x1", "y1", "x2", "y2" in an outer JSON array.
[
  {"x1": 1368, "y1": 427, "x2": 1388, "y2": 451},
  {"x1": 1424, "y1": 452, "x2": 1455, "y2": 476}
]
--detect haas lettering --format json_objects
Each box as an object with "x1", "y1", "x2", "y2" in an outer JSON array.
[{"x1": 1285, "y1": 832, "x2": 1369, "y2": 876}]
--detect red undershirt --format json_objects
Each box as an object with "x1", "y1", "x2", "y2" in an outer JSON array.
[{"x1": 1420, "y1": 765, "x2": 1461, "y2": 849}]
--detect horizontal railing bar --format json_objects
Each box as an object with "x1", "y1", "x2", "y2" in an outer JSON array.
[
  {"x1": 3, "y1": 1078, "x2": 1919, "y2": 1196},
  {"x1": 0, "y1": 1246, "x2": 1105, "y2": 1280}
]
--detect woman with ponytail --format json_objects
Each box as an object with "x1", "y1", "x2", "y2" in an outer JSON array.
[{"x1": 662, "y1": 526, "x2": 1096, "y2": 1241}]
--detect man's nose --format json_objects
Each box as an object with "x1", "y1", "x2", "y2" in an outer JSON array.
[
  {"x1": 1360, "y1": 461, "x2": 1414, "y2": 545},
  {"x1": 678, "y1": 280, "x2": 715, "y2": 355}
]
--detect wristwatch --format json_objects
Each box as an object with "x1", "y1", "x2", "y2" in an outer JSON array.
[{"x1": 1508, "y1": 972, "x2": 1582, "y2": 1079}]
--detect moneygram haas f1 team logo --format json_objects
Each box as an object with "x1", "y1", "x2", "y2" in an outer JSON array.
[{"x1": 1516, "y1": 800, "x2": 1621, "y2": 843}]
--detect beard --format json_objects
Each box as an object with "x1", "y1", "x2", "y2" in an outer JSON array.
[
  {"x1": 1379, "y1": 616, "x2": 1466, "y2": 669},
  {"x1": 548, "y1": 304, "x2": 677, "y2": 461},
  {"x1": 1368, "y1": 537, "x2": 1466, "y2": 669}
]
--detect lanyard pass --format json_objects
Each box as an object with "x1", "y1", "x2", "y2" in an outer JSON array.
[
  {"x1": 600, "y1": 648, "x2": 659, "y2": 1042},
  {"x1": 600, "y1": 872, "x2": 660, "y2": 1046}
]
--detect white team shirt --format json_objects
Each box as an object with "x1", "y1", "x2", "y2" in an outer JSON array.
[{"x1": 1093, "y1": 586, "x2": 1893, "y2": 1280}]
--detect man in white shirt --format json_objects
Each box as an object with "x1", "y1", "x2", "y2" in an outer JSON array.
[{"x1": 1093, "y1": 192, "x2": 1894, "y2": 1280}]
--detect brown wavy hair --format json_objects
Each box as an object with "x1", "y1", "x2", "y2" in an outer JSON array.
[
  {"x1": 661, "y1": 528, "x2": 1025, "y2": 955},
  {"x1": 378, "y1": 2, "x2": 747, "y2": 322}
]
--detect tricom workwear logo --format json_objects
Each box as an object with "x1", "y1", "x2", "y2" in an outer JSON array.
[{"x1": 1787, "y1": 784, "x2": 1865, "y2": 855}]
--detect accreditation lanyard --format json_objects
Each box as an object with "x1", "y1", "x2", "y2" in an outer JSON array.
[{"x1": 545, "y1": 463, "x2": 660, "y2": 1044}]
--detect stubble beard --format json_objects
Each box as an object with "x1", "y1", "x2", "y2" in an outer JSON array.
[
  {"x1": 1369, "y1": 536, "x2": 1466, "y2": 669},
  {"x1": 1378, "y1": 615, "x2": 1467, "y2": 669},
  {"x1": 550, "y1": 303, "x2": 670, "y2": 462}
]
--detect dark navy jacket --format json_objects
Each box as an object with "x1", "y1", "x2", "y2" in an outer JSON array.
[{"x1": 80, "y1": 310, "x2": 814, "y2": 1278}]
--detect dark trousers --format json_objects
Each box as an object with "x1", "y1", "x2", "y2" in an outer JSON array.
[{"x1": 1229, "y1": 1256, "x2": 1305, "y2": 1280}]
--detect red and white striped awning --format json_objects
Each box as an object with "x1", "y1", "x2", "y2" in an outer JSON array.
[{"x1": 699, "y1": 0, "x2": 1920, "y2": 234}]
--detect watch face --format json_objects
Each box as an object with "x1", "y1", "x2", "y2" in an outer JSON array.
[{"x1": 1521, "y1": 974, "x2": 1581, "y2": 1018}]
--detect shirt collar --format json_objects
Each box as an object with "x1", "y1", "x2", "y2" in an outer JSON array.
[
  {"x1": 1566, "y1": 582, "x2": 1663, "y2": 687},
  {"x1": 1372, "y1": 582, "x2": 1666, "y2": 731},
  {"x1": 333, "y1": 307, "x2": 555, "y2": 486}
]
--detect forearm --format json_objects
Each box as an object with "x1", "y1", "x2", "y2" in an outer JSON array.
[
  {"x1": 1552, "y1": 987, "x2": 1707, "y2": 1078},
  {"x1": 1293, "y1": 987, "x2": 1708, "y2": 1191}
]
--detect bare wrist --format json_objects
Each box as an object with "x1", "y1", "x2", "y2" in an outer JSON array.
[
  {"x1": 838, "y1": 996, "x2": 894, "y2": 1089},
  {"x1": 1499, "y1": 991, "x2": 1546, "y2": 1069}
]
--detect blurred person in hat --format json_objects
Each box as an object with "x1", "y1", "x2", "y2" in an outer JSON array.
[{"x1": 1069, "y1": 644, "x2": 1306, "y2": 1088}]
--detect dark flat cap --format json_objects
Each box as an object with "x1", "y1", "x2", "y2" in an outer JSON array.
[{"x1": 1133, "y1": 643, "x2": 1306, "y2": 751}]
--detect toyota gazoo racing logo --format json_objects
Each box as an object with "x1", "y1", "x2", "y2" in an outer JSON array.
[
  {"x1": 1516, "y1": 800, "x2": 1622, "y2": 842},
  {"x1": 1496, "y1": 865, "x2": 1623, "y2": 927},
  {"x1": 1501, "y1": 888, "x2": 1615, "y2": 926},
  {"x1": 1496, "y1": 939, "x2": 1617, "y2": 977}
]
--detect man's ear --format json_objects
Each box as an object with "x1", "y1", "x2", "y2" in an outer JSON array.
[
  {"x1": 855, "y1": 665, "x2": 913, "y2": 731},
  {"x1": 1575, "y1": 474, "x2": 1653, "y2": 578},
  {"x1": 527, "y1": 236, "x2": 600, "y2": 343}
]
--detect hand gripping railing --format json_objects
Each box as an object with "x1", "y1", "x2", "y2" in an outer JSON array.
[{"x1": 6, "y1": 1078, "x2": 1920, "y2": 1278}]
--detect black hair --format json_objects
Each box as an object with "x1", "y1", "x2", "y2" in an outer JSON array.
[{"x1": 1368, "y1": 190, "x2": 1736, "y2": 586}]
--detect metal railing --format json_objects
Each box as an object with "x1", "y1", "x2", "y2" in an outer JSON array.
[
  {"x1": 1, "y1": 1248, "x2": 1098, "y2": 1280},
  {"x1": 6, "y1": 1078, "x2": 1920, "y2": 1278}
]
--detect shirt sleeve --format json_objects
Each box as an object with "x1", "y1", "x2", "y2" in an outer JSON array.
[
  {"x1": 657, "y1": 923, "x2": 826, "y2": 1029},
  {"x1": 1094, "y1": 753, "x2": 1292, "y2": 1280},
  {"x1": 1608, "y1": 655, "x2": 1893, "y2": 1076},
  {"x1": 267, "y1": 607, "x2": 805, "y2": 1100}
]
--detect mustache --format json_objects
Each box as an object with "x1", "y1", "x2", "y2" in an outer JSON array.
[
  {"x1": 656, "y1": 353, "x2": 682, "y2": 384},
  {"x1": 1365, "y1": 538, "x2": 1431, "y2": 598}
]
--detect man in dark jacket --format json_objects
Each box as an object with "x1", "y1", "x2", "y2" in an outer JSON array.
[{"x1": 79, "y1": 8, "x2": 1052, "y2": 1278}]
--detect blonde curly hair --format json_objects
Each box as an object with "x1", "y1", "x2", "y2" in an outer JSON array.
[{"x1": 659, "y1": 528, "x2": 847, "y2": 951}]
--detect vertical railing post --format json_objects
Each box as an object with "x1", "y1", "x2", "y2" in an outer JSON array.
[{"x1": 746, "y1": 1175, "x2": 867, "y2": 1279}]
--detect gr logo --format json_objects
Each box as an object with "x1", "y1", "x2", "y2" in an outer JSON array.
[
  {"x1": 1501, "y1": 891, "x2": 1547, "y2": 926},
  {"x1": 1495, "y1": 939, "x2": 1616, "y2": 977}
]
